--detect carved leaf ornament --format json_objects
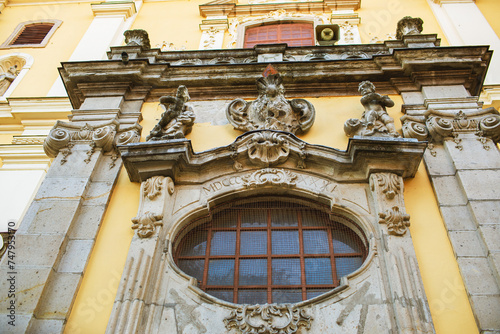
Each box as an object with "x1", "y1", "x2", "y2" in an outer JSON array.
[
  {"x1": 241, "y1": 168, "x2": 297, "y2": 188},
  {"x1": 372, "y1": 173, "x2": 400, "y2": 200},
  {"x1": 224, "y1": 304, "x2": 312, "y2": 334},
  {"x1": 379, "y1": 207, "x2": 410, "y2": 236},
  {"x1": 131, "y1": 212, "x2": 163, "y2": 238}
]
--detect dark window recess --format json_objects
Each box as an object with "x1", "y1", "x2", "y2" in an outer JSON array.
[
  {"x1": 244, "y1": 23, "x2": 314, "y2": 48},
  {"x1": 10, "y1": 24, "x2": 54, "y2": 45},
  {"x1": 174, "y1": 199, "x2": 367, "y2": 304}
]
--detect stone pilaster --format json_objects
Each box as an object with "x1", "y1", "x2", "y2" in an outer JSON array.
[
  {"x1": 401, "y1": 86, "x2": 500, "y2": 333},
  {"x1": 0, "y1": 96, "x2": 142, "y2": 333}
]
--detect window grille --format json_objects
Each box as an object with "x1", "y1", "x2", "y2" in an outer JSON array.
[
  {"x1": 174, "y1": 199, "x2": 367, "y2": 304},
  {"x1": 244, "y1": 23, "x2": 314, "y2": 48},
  {"x1": 10, "y1": 24, "x2": 54, "y2": 45}
]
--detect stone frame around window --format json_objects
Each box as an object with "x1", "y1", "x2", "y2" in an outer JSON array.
[
  {"x1": 0, "y1": 19, "x2": 62, "y2": 49},
  {"x1": 0, "y1": 53, "x2": 34, "y2": 100}
]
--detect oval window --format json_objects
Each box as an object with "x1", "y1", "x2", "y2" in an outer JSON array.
[{"x1": 174, "y1": 199, "x2": 367, "y2": 304}]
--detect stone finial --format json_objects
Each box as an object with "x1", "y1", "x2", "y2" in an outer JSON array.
[
  {"x1": 124, "y1": 29, "x2": 151, "y2": 49},
  {"x1": 344, "y1": 81, "x2": 400, "y2": 138},
  {"x1": 226, "y1": 69, "x2": 315, "y2": 134},
  {"x1": 147, "y1": 85, "x2": 196, "y2": 141},
  {"x1": 396, "y1": 16, "x2": 423, "y2": 40}
]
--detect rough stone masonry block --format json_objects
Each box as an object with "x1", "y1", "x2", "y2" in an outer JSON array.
[
  {"x1": 35, "y1": 177, "x2": 90, "y2": 201},
  {"x1": 34, "y1": 272, "x2": 81, "y2": 319},
  {"x1": 430, "y1": 175, "x2": 468, "y2": 206},
  {"x1": 470, "y1": 295, "x2": 500, "y2": 330},
  {"x1": 12, "y1": 234, "x2": 64, "y2": 267},
  {"x1": 479, "y1": 225, "x2": 500, "y2": 253},
  {"x1": 469, "y1": 201, "x2": 500, "y2": 225},
  {"x1": 58, "y1": 239, "x2": 94, "y2": 273},
  {"x1": 90, "y1": 154, "x2": 122, "y2": 182},
  {"x1": 82, "y1": 181, "x2": 115, "y2": 206},
  {"x1": 17, "y1": 200, "x2": 81, "y2": 235},
  {"x1": 27, "y1": 318, "x2": 64, "y2": 333},
  {"x1": 448, "y1": 231, "x2": 487, "y2": 257},
  {"x1": 444, "y1": 138, "x2": 500, "y2": 170},
  {"x1": 458, "y1": 170, "x2": 500, "y2": 201},
  {"x1": 439, "y1": 205, "x2": 476, "y2": 231},
  {"x1": 423, "y1": 146, "x2": 456, "y2": 176},
  {"x1": 46, "y1": 146, "x2": 101, "y2": 178},
  {"x1": 0, "y1": 267, "x2": 51, "y2": 314},
  {"x1": 68, "y1": 204, "x2": 107, "y2": 239},
  {"x1": 457, "y1": 257, "x2": 500, "y2": 295},
  {"x1": 6, "y1": 314, "x2": 32, "y2": 334}
]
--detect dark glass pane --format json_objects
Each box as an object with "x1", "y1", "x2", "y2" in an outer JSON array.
[
  {"x1": 207, "y1": 260, "x2": 234, "y2": 286},
  {"x1": 271, "y1": 209, "x2": 297, "y2": 227},
  {"x1": 177, "y1": 259, "x2": 205, "y2": 283},
  {"x1": 272, "y1": 289, "x2": 302, "y2": 303},
  {"x1": 301, "y1": 210, "x2": 328, "y2": 227},
  {"x1": 212, "y1": 211, "x2": 237, "y2": 228},
  {"x1": 304, "y1": 258, "x2": 333, "y2": 285},
  {"x1": 210, "y1": 231, "x2": 236, "y2": 255},
  {"x1": 336, "y1": 257, "x2": 364, "y2": 278},
  {"x1": 332, "y1": 230, "x2": 362, "y2": 254},
  {"x1": 272, "y1": 231, "x2": 299, "y2": 255},
  {"x1": 177, "y1": 230, "x2": 207, "y2": 256},
  {"x1": 238, "y1": 289, "x2": 267, "y2": 304},
  {"x1": 303, "y1": 230, "x2": 329, "y2": 254},
  {"x1": 240, "y1": 231, "x2": 267, "y2": 255},
  {"x1": 272, "y1": 258, "x2": 301, "y2": 285},
  {"x1": 207, "y1": 289, "x2": 233, "y2": 303},
  {"x1": 306, "y1": 289, "x2": 330, "y2": 300},
  {"x1": 241, "y1": 209, "x2": 267, "y2": 227},
  {"x1": 239, "y1": 259, "x2": 267, "y2": 286}
]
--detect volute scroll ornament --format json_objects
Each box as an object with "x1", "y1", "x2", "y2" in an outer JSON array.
[
  {"x1": 224, "y1": 304, "x2": 313, "y2": 334},
  {"x1": 370, "y1": 173, "x2": 401, "y2": 200},
  {"x1": 226, "y1": 68, "x2": 315, "y2": 135},
  {"x1": 147, "y1": 85, "x2": 196, "y2": 141},
  {"x1": 344, "y1": 81, "x2": 400, "y2": 138}
]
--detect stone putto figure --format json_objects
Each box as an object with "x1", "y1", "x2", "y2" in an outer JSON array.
[
  {"x1": 226, "y1": 70, "x2": 315, "y2": 135},
  {"x1": 147, "y1": 85, "x2": 196, "y2": 141},
  {"x1": 344, "y1": 81, "x2": 400, "y2": 138},
  {"x1": 0, "y1": 65, "x2": 18, "y2": 96}
]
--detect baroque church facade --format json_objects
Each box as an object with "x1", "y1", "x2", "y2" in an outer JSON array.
[{"x1": 0, "y1": 0, "x2": 499, "y2": 333}]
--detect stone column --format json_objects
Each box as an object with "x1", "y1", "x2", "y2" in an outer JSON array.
[
  {"x1": 401, "y1": 85, "x2": 500, "y2": 333},
  {"x1": 0, "y1": 96, "x2": 142, "y2": 333}
]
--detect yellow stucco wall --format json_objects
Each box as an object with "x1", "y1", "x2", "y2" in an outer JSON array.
[
  {"x1": 477, "y1": 0, "x2": 500, "y2": 39},
  {"x1": 0, "y1": 3, "x2": 93, "y2": 97},
  {"x1": 67, "y1": 95, "x2": 478, "y2": 333}
]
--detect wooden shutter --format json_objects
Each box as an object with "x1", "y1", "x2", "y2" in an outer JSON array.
[
  {"x1": 244, "y1": 23, "x2": 314, "y2": 48},
  {"x1": 10, "y1": 24, "x2": 54, "y2": 45}
]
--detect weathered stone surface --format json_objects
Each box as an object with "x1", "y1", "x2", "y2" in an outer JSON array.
[
  {"x1": 90, "y1": 155, "x2": 122, "y2": 182},
  {"x1": 457, "y1": 257, "x2": 500, "y2": 294},
  {"x1": 439, "y1": 206, "x2": 476, "y2": 231},
  {"x1": 79, "y1": 96, "x2": 123, "y2": 110},
  {"x1": 34, "y1": 177, "x2": 91, "y2": 201},
  {"x1": 423, "y1": 146, "x2": 456, "y2": 176},
  {"x1": 421, "y1": 85, "x2": 470, "y2": 99},
  {"x1": 17, "y1": 200, "x2": 81, "y2": 234},
  {"x1": 190, "y1": 100, "x2": 230, "y2": 125},
  {"x1": 9, "y1": 314, "x2": 31, "y2": 334},
  {"x1": 27, "y1": 318, "x2": 65, "y2": 333},
  {"x1": 68, "y1": 204, "x2": 107, "y2": 239},
  {"x1": 431, "y1": 176, "x2": 467, "y2": 206},
  {"x1": 14, "y1": 234, "x2": 64, "y2": 267},
  {"x1": 444, "y1": 138, "x2": 500, "y2": 170},
  {"x1": 448, "y1": 231, "x2": 486, "y2": 257},
  {"x1": 457, "y1": 170, "x2": 500, "y2": 201},
  {"x1": 468, "y1": 201, "x2": 500, "y2": 225},
  {"x1": 479, "y1": 225, "x2": 500, "y2": 252},
  {"x1": 470, "y1": 295, "x2": 500, "y2": 330},
  {"x1": 34, "y1": 272, "x2": 81, "y2": 319},
  {"x1": 82, "y1": 181, "x2": 115, "y2": 206},
  {"x1": 58, "y1": 240, "x2": 94, "y2": 273},
  {"x1": 46, "y1": 145, "x2": 102, "y2": 178}
]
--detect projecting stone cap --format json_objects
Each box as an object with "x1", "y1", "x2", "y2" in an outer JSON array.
[
  {"x1": 118, "y1": 130, "x2": 426, "y2": 183},
  {"x1": 396, "y1": 16, "x2": 423, "y2": 40}
]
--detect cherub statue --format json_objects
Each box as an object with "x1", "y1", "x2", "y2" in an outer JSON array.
[
  {"x1": 0, "y1": 65, "x2": 18, "y2": 96},
  {"x1": 344, "y1": 81, "x2": 400, "y2": 138},
  {"x1": 147, "y1": 85, "x2": 196, "y2": 141}
]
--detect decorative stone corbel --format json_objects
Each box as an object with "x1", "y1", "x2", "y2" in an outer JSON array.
[
  {"x1": 396, "y1": 16, "x2": 423, "y2": 40},
  {"x1": 147, "y1": 85, "x2": 196, "y2": 141},
  {"x1": 224, "y1": 304, "x2": 312, "y2": 334},
  {"x1": 344, "y1": 81, "x2": 400, "y2": 138},
  {"x1": 370, "y1": 173, "x2": 410, "y2": 236},
  {"x1": 226, "y1": 70, "x2": 316, "y2": 135},
  {"x1": 124, "y1": 29, "x2": 151, "y2": 49}
]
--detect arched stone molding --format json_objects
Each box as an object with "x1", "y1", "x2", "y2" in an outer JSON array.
[
  {"x1": 0, "y1": 53, "x2": 34, "y2": 100},
  {"x1": 110, "y1": 129, "x2": 435, "y2": 333}
]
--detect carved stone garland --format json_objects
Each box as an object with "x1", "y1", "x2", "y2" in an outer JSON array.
[
  {"x1": 224, "y1": 304, "x2": 312, "y2": 334},
  {"x1": 43, "y1": 119, "x2": 141, "y2": 166}
]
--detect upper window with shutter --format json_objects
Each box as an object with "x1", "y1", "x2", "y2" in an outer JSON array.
[
  {"x1": 244, "y1": 22, "x2": 314, "y2": 48},
  {"x1": 1, "y1": 20, "x2": 62, "y2": 48}
]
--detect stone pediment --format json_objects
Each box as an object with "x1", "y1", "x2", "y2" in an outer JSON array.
[{"x1": 118, "y1": 130, "x2": 426, "y2": 183}]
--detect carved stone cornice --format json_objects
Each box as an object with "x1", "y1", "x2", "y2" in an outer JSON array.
[
  {"x1": 402, "y1": 107, "x2": 500, "y2": 144},
  {"x1": 119, "y1": 130, "x2": 426, "y2": 183},
  {"x1": 224, "y1": 304, "x2": 312, "y2": 334},
  {"x1": 43, "y1": 119, "x2": 141, "y2": 164}
]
